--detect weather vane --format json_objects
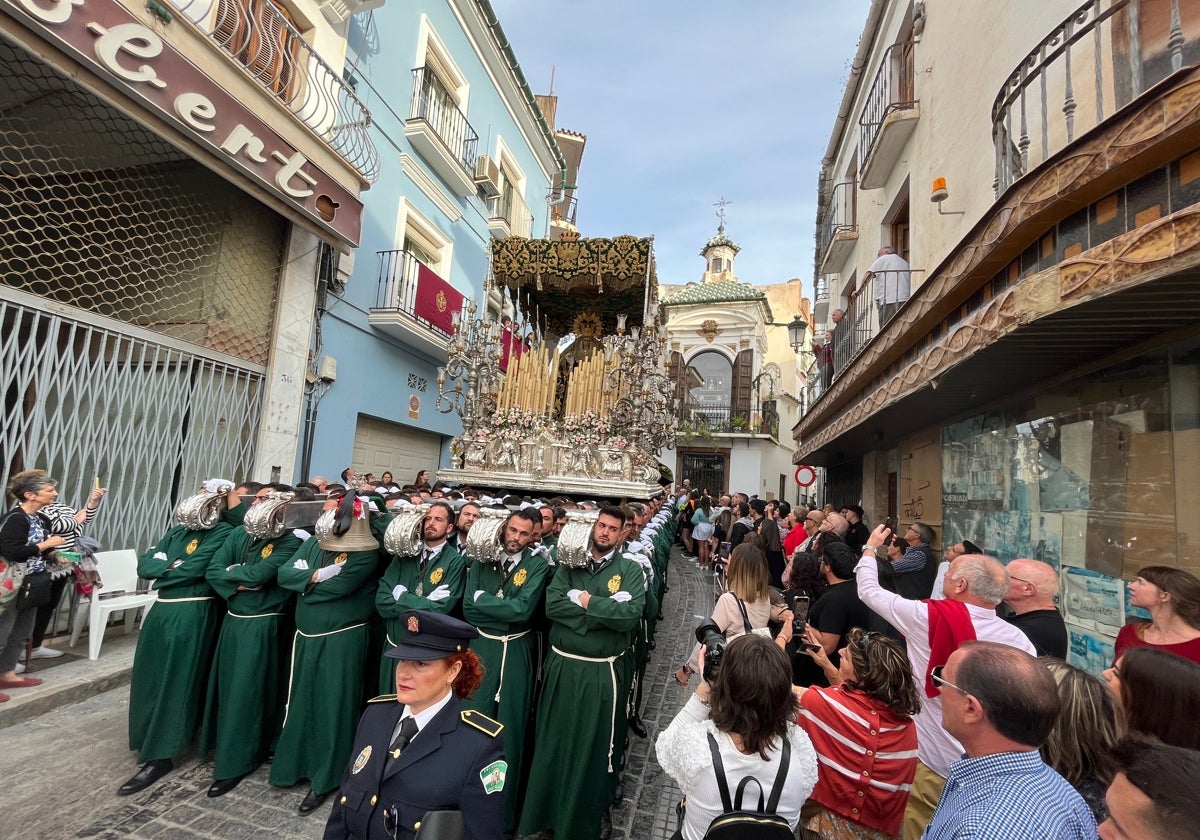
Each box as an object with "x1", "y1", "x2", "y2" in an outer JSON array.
[{"x1": 714, "y1": 197, "x2": 732, "y2": 230}]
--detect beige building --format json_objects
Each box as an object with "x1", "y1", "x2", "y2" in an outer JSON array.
[
  {"x1": 660, "y1": 227, "x2": 814, "y2": 501},
  {"x1": 802, "y1": 0, "x2": 1200, "y2": 671}
]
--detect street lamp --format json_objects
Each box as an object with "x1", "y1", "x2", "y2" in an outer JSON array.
[{"x1": 786, "y1": 314, "x2": 809, "y2": 352}]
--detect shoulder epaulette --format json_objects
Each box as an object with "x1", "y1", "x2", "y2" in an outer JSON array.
[
  {"x1": 461, "y1": 709, "x2": 503, "y2": 737},
  {"x1": 367, "y1": 694, "x2": 398, "y2": 704}
]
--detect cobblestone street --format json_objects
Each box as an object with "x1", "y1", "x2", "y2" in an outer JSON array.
[{"x1": 0, "y1": 546, "x2": 714, "y2": 840}]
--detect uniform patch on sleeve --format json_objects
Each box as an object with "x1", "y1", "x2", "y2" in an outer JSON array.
[{"x1": 480, "y1": 760, "x2": 507, "y2": 794}]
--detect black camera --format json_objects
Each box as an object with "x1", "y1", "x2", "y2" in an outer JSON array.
[{"x1": 694, "y1": 621, "x2": 726, "y2": 682}]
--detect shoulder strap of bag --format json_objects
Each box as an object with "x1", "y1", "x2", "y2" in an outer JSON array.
[
  {"x1": 764, "y1": 737, "x2": 791, "y2": 814},
  {"x1": 706, "y1": 731, "x2": 792, "y2": 816},
  {"x1": 706, "y1": 732, "x2": 735, "y2": 813},
  {"x1": 735, "y1": 598, "x2": 753, "y2": 634}
]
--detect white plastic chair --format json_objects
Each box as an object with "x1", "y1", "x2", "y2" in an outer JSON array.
[{"x1": 69, "y1": 549, "x2": 157, "y2": 660}]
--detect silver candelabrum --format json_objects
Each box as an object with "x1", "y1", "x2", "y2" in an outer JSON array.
[
  {"x1": 435, "y1": 300, "x2": 501, "y2": 423},
  {"x1": 602, "y1": 319, "x2": 679, "y2": 452}
]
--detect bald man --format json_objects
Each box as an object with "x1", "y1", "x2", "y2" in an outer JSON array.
[{"x1": 1002, "y1": 559, "x2": 1067, "y2": 659}]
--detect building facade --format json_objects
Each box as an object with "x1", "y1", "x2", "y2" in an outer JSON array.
[
  {"x1": 0, "y1": 0, "x2": 379, "y2": 550},
  {"x1": 801, "y1": 0, "x2": 1200, "y2": 670},
  {"x1": 299, "y1": 0, "x2": 569, "y2": 484},
  {"x1": 662, "y1": 228, "x2": 813, "y2": 502}
]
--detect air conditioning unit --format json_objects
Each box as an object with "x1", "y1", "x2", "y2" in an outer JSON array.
[{"x1": 474, "y1": 155, "x2": 501, "y2": 199}]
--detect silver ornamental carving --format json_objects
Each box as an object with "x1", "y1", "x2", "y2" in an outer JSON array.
[
  {"x1": 175, "y1": 487, "x2": 230, "y2": 531},
  {"x1": 556, "y1": 509, "x2": 599, "y2": 569},
  {"x1": 244, "y1": 491, "x2": 296, "y2": 540},
  {"x1": 465, "y1": 508, "x2": 508, "y2": 566},
  {"x1": 383, "y1": 504, "x2": 430, "y2": 558},
  {"x1": 314, "y1": 508, "x2": 338, "y2": 542}
]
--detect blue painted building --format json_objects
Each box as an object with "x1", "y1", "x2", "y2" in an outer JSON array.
[{"x1": 299, "y1": 0, "x2": 567, "y2": 483}]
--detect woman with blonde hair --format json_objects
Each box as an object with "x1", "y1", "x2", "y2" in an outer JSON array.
[
  {"x1": 675, "y1": 545, "x2": 786, "y2": 685},
  {"x1": 1040, "y1": 660, "x2": 1123, "y2": 822}
]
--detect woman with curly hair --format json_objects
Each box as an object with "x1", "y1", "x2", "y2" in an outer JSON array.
[
  {"x1": 324, "y1": 610, "x2": 504, "y2": 840},
  {"x1": 789, "y1": 625, "x2": 921, "y2": 840}
]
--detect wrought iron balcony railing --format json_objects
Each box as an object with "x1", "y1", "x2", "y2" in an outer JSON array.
[
  {"x1": 680, "y1": 403, "x2": 775, "y2": 436},
  {"x1": 373, "y1": 249, "x2": 452, "y2": 337},
  {"x1": 992, "y1": 0, "x2": 1194, "y2": 194},
  {"x1": 812, "y1": 268, "x2": 921, "y2": 383},
  {"x1": 409, "y1": 66, "x2": 479, "y2": 176},
  {"x1": 551, "y1": 194, "x2": 579, "y2": 226},
  {"x1": 170, "y1": 0, "x2": 379, "y2": 183},
  {"x1": 817, "y1": 180, "x2": 857, "y2": 263},
  {"x1": 860, "y1": 41, "x2": 918, "y2": 165}
]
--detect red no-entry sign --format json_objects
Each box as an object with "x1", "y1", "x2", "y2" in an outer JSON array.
[{"x1": 794, "y1": 465, "x2": 816, "y2": 487}]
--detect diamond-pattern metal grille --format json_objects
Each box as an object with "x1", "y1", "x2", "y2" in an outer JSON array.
[
  {"x1": 0, "y1": 295, "x2": 265, "y2": 553},
  {"x1": 0, "y1": 36, "x2": 286, "y2": 365}
]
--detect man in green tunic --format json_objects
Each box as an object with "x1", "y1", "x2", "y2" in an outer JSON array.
[
  {"x1": 200, "y1": 485, "x2": 308, "y2": 797},
  {"x1": 270, "y1": 492, "x2": 381, "y2": 815},
  {"x1": 375, "y1": 501, "x2": 466, "y2": 693},
  {"x1": 461, "y1": 508, "x2": 549, "y2": 832},
  {"x1": 518, "y1": 506, "x2": 646, "y2": 840},
  {"x1": 118, "y1": 480, "x2": 241, "y2": 796}
]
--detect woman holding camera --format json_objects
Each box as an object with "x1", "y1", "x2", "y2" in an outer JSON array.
[
  {"x1": 656, "y1": 634, "x2": 818, "y2": 840},
  {"x1": 675, "y1": 545, "x2": 786, "y2": 685}
]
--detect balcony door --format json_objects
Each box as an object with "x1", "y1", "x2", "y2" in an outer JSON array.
[{"x1": 214, "y1": 0, "x2": 304, "y2": 100}]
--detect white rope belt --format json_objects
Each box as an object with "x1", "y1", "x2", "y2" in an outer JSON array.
[
  {"x1": 300, "y1": 622, "x2": 367, "y2": 639},
  {"x1": 552, "y1": 645, "x2": 624, "y2": 772},
  {"x1": 478, "y1": 628, "x2": 531, "y2": 703},
  {"x1": 156, "y1": 596, "x2": 215, "y2": 603},
  {"x1": 227, "y1": 610, "x2": 286, "y2": 619},
  {"x1": 282, "y1": 623, "x2": 368, "y2": 729}
]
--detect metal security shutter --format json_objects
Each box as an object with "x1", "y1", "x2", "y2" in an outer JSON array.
[{"x1": 352, "y1": 415, "x2": 443, "y2": 483}]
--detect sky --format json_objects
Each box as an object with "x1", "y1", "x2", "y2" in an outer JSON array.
[{"x1": 489, "y1": 0, "x2": 871, "y2": 292}]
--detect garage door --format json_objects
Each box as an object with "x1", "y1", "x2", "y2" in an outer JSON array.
[{"x1": 352, "y1": 415, "x2": 444, "y2": 484}]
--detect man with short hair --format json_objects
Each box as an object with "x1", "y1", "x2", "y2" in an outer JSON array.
[
  {"x1": 453, "y1": 501, "x2": 481, "y2": 554},
  {"x1": 926, "y1": 642, "x2": 1094, "y2": 839},
  {"x1": 806, "y1": 540, "x2": 872, "y2": 673},
  {"x1": 796, "y1": 509, "x2": 826, "y2": 553},
  {"x1": 728, "y1": 500, "x2": 753, "y2": 549},
  {"x1": 891, "y1": 522, "x2": 938, "y2": 599},
  {"x1": 462, "y1": 509, "x2": 549, "y2": 834},
  {"x1": 1002, "y1": 559, "x2": 1068, "y2": 659},
  {"x1": 842, "y1": 505, "x2": 869, "y2": 555},
  {"x1": 520, "y1": 507, "x2": 646, "y2": 840},
  {"x1": 859, "y1": 527, "x2": 1036, "y2": 840},
  {"x1": 375, "y1": 500, "x2": 466, "y2": 693},
  {"x1": 1100, "y1": 735, "x2": 1200, "y2": 840},
  {"x1": 867, "y1": 245, "x2": 911, "y2": 326},
  {"x1": 821, "y1": 511, "x2": 849, "y2": 538},
  {"x1": 930, "y1": 539, "x2": 981, "y2": 600}
]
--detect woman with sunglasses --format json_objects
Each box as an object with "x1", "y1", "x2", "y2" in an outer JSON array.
[{"x1": 789, "y1": 624, "x2": 921, "y2": 840}]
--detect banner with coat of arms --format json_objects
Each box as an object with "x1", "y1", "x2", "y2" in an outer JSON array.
[{"x1": 414, "y1": 262, "x2": 465, "y2": 334}]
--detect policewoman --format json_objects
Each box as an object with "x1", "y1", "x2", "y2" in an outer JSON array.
[{"x1": 323, "y1": 610, "x2": 507, "y2": 840}]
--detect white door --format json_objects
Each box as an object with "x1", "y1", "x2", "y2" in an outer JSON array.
[{"x1": 352, "y1": 414, "x2": 443, "y2": 484}]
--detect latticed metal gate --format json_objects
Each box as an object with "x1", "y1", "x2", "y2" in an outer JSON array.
[
  {"x1": 0, "y1": 291, "x2": 266, "y2": 554},
  {"x1": 0, "y1": 34, "x2": 287, "y2": 552}
]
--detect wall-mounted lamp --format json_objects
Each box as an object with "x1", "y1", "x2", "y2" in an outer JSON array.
[
  {"x1": 931, "y1": 178, "x2": 964, "y2": 216},
  {"x1": 786, "y1": 314, "x2": 809, "y2": 352}
]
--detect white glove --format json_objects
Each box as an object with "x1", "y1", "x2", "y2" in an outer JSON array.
[
  {"x1": 292, "y1": 528, "x2": 311, "y2": 541},
  {"x1": 567, "y1": 588, "x2": 584, "y2": 607},
  {"x1": 315, "y1": 563, "x2": 343, "y2": 582},
  {"x1": 610, "y1": 591, "x2": 632, "y2": 603},
  {"x1": 153, "y1": 551, "x2": 167, "y2": 561},
  {"x1": 204, "y1": 478, "x2": 234, "y2": 494},
  {"x1": 427, "y1": 585, "x2": 451, "y2": 603},
  {"x1": 474, "y1": 590, "x2": 485, "y2": 602},
  {"x1": 392, "y1": 584, "x2": 408, "y2": 600},
  {"x1": 292, "y1": 558, "x2": 310, "y2": 570}
]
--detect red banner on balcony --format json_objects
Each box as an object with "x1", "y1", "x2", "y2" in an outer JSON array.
[{"x1": 413, "y1": 263, "x2": 464, "y2": 334}]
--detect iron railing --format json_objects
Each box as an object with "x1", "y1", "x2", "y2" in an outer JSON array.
[
  {"x1": 680, "y1": 403, "x2": 776, "y2": 436},
  {"x1": 860, "y1": 41, "x2": 918, "y2": 165},
  {"x1": 814, "y1": 276, "x2": 831, "y2": 303},
  {"x1": 993, "y1": 0, "x2": 1193, "y2": 194},
  {"x1": 490, "y1": 188, "x2": 534, "y2": 238},
  {"x1": 409, "y1": 66, "x2": 479, "y2": 176},
  {"x1": 817, "y1": 180, "x2": 857, "y2": 263},
  {"x1": 169, "y1": 0, "x2": 379, "y2": 182},
  {"x1": 373, "y1": 249, "x2": 452, "y2": 337},
  {"x1": 551, "y1": 194, "x2": 579, "y2": 225}
]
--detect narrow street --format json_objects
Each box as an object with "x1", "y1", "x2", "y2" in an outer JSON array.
[{"x1": 0, "y1": 546, "x2": 713, "y2": 840}]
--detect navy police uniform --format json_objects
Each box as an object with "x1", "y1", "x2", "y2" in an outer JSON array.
[{"x1": 323, "y1": 611, "x2": 507, "y2": 840}]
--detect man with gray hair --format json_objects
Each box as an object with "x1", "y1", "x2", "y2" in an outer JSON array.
[
  {"x1": 890, "y1": 521, "x2": 938, "y2": 599},
  {"x1": 867, "y1": 245, "x2": 911, "y2": 326},
  {"x1": 820, "y1": 511, "x2": 849, "y2": 538},
  {"x1": 858, "y1": 525, "x2": 1036, "y2": 840},
  {"x1": 1001, "y1": 558, "x2": 1067, "y2": 658}
]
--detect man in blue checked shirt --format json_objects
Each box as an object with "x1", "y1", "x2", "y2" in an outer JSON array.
[{"x1": 924, "y1": 641, "x2": 1096, "y2": 839}]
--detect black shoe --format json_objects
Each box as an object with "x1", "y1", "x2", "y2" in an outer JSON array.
[
  {"x1": 656, "y1": 612, "x2": 664, "y2": 621},
  {"x1": 264, "y1": 751, "x2": 275, "y2": 764},
  {"x1": 207, "y1": 775, "x2": 245, "y2": 798},
  {"x1": 298, "y1": 788, "x2": 329, "y2": 815},
  {"x1": 117, "y1": 759, "x2": 173, "y2": 796},
  {"x1": 649, "y1": 640, "x2": 656, "y2": 650},
  {"x1": 627, "y1": 715, "x2": 648, "y2": 739},
  {"x1": 612, "y1": 782, "x2": 625, "y2": 804}
]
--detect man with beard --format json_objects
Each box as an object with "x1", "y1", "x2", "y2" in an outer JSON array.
[
  {"x1": 453, "y1": 500, "x2": 481, "y2": 555},
  {"x1": 519, "y1": 507, "x2": 646, "y2": 840},
  {"x1": 375, "y1": 501, "x2": 465, "y2": 693},
  {"x1": 462, "y1": 509, "x2": 549, "y2": 834}
]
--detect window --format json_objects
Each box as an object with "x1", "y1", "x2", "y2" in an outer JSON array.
[
  {"x1": 686, "y1": 351, "x2": 733, "y2": 407},
  {"x1": 214, "y1": 0, "x2": 305, "y2": 100},
  {"x1": 395, "y1": 198, "x2": 452, "y2": 279}
]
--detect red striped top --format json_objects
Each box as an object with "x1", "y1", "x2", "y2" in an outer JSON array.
[{"x1": 797, "y1": 685, "x2": 918, "y2": 837}]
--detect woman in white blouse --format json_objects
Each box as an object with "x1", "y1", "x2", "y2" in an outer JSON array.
[{"x1": 656, "y1": 633, "x2": 818, "y2": 840}]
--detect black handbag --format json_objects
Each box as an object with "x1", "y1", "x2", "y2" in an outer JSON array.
[{"x1": 16, "y1": 569, "x2": 53, "y2": 610}]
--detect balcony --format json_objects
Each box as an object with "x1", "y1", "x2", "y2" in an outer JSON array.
[
  {"x1": 679, "y1": 403, "x2": 778, "y2": 439},
  {"x1": 368, "y1": 249, "x2": 451, "y2": 359},
  {"x1": 817, "y1": 180, "x2": 858, "y2": 273},
  {"x1": 819, "y1": 268, "x2": 921, "y2": 382},
  {"x1": 488, "y1": 188, "x2": 534, "y2": 239},
  {"x1": 169, "y1": 0, "x2": 379, "y2": 183},
  {"x1": 859, "y1": 42, "x2": 919, "y2": 189},
  {"x1": 404, "y1": 67, "x2": 479, "y2": 196},
  {"x1": 992, "y1": 0, "x2": 1199, "y2": 195}
]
